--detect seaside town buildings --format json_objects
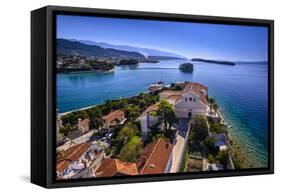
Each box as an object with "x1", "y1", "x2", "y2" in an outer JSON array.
[
  {"x1": 78, "y1": 118, "x2": 90, "y2": 133},
  {"x1": 56, "y1": 142, "x2": 105, "y2": 179},
  {"x1": 136, "y1": 138, "x2": 173, "y2": 175},
  {"x1": 95, "y1": 138, "x2": 173, "y2": 177},
  {"x1": 160, "y1": 82, "x2": 208, "y2": 118},
  {"x1": 141, "y1": 82, "x2": 209, "y2": 140},
  {"x1": 56, "y1": 81, "x2": 233, "y2": 180},
  {"x1": 95, "y1": 158, "x2": 138, "y2": 177},
  {"x1": 102, "y1": 110, "x2": 126, "y2": 129}
]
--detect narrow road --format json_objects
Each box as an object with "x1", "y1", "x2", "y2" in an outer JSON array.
[{"x1": 170, "y1": 118, "x2": 190, "y2": 173}]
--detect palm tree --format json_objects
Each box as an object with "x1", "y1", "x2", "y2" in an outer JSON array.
[{"x1": 209, "y1": 98, "x2": 215, "y2": 112}]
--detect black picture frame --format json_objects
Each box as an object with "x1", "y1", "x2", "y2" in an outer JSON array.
[{"x1": 31, "y1": 5, "x2": 274, "y2": 188}]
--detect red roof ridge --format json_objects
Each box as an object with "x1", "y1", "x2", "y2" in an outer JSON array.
[
  {"x1": 56, "y1": 142, "x2": 92, "y2": 173},
  {"x1": 139, "y1": 138, "x2": 161, "y2": 174}
]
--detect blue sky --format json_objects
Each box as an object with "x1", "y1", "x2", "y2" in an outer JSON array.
[{"x1": 57, "y1": 15, "x2": 268, "y2": 61}]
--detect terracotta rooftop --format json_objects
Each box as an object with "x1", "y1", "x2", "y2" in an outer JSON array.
[
  {"x1": 160, "y1": 82, "x2": 208, "y2": 105},
  {"x1": 166, "y1": 95, "x2": 182, "y2": 103},
  {"x1": 78, "y1": 118, "x2": 89, "y2": 128},
  {"x1": 136, "y1": 138, "x2": 173, "y2": 175},
  {"x1": 56, "y1": 142, "x2": 92, "y2": 173},
  {"x1": 140, "y1": 103, "x2": 159, "y2": 117},
  {"x1": 95, "y1": 158, "x2": 138, "y2": 177},
  {"x1": 182, "y1": 82, "x2": 208, "y2": 105},
  {"x1": 160, "y1": 90, "x2": 183, "y2": 96},
  {"x1": 102, "y1": 110, "x2": 125, "y2": 123}
]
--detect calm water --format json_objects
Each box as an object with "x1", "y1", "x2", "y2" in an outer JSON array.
[{"x1": 57, "y1": 60, "x2": 268, "y2": 167}]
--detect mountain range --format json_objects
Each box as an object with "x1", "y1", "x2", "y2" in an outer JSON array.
[
  {"x1": 70, "y1": 39, "x2": 185, "y2": 59},
  {"x1": 57, "y1": 39, "x2": 146, "y2": 59}
]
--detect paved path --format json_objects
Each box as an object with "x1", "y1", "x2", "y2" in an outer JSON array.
[{"x1": 170, "y1": 119, "x2": 190, "y2": 173}]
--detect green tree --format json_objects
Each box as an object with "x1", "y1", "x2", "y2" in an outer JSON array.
[
  {"x1": 117, "y1": 98, "x2": 128, "y2": 109},
  {"x1": 207, "y1": 154, "x2": 215, "y2": 163},
  {"x1": 190, "y1": 115, "x2": 209, "y2": 144},
  {"x1": 156, "y1": 100, "x2": 178, "y2": 132},
  {"x1": 79, "y1": 110, "x2": 88, "y2": 120},
  {"x1": 88, "y1": 108, "x2": 103, "y2": 132},
  {"x1": 166, "y1": 108, "x2": 179, "y2": 130},
  {"x1": 117, "y1": 122, "x2": 138, "y2": 144},
  {"x1": 139, "y1": 100, "x2": 147, "y2": 110},
  {"x1": 210, "y1": 123, "x2": 226, "y2": 133},
  {"x1": 103, "y1": 99, "x2": 112, "y2": 114},
  {"x1": 204, "y1": 136, "x2": 216, "y2": 154},
  {"x1": 216, "y1": 150, "x2": 229, "y2": 166},
  {"x1": 124, "y1": 105, "x2": 141, "y2": 121},
  {"x1": 61, "y1": 113, "x2": 78, "y2": 125},
  {"x1": 59, "y1": 123, "x2": 72, "y2": 136},
  {"x1": 209, "y1": 98, "x2": 215, "y2": 112},
  {"x1": 213, "y1": 103, "x2": 219, "y2": 113},
  {"x1": 118, "y1": 136, "x2": 143, "y2": 162}
]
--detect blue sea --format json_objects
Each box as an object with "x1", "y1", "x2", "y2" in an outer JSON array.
[{"x1": 57, "y1": 60, "x2": 268, "y2": 167}]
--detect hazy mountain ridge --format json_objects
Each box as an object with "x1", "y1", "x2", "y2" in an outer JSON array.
[
  {"x1": 72, "y1": 39, "x2": 186, "y2": 59},
  {"x1": 57, "y1": 39, "x2": 146, "y2": 59}
]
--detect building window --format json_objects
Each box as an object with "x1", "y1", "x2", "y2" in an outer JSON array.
[
  {"x1": 185, "y1": 97, "x2": 187, "y2": 102},
  {"x1": 189, "y1": 97, "x2": 192, "y2": 101},
  {"x1": 194, "y1": 98, "x2": 196, "y2": 102}
]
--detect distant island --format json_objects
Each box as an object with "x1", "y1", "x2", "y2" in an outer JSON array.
[
  {"x1": 191, "y1": 58, "x2": 235, "y2": 65},
  {"x1": 118, "y1": 59, "x2": 139, "y2": 65},
  {"x1": 148, "y1": 55, "x2": 186, "y2": 60},
  {"x1": 179, "y1": 63, "x2": 194, "y2": 73}
]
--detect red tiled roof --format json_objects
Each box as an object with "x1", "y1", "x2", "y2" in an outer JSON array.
[
  {"x1": 56, "y1": 142, "x2": 92, "y2": 173},
  {"x1": 102, "y1": 110, "x2": 125, "y2": 123},
  {"x1": 79, "y1": 118, "x2": 89, "y2": 128},
  {"x1": 140, "y1": 103, "x2": 159, "y2": 117},
  {"x1": 136, "y1": 138, "x2": 173, "y2": 175},
  {"x1": 182, "y1": 82, "x2": 208, "y2": 105},
  {"x1": 166, "y1": 95, "x2": 182, "y2": 103},
  {"x1": 160, "y1": 82, "x2": 208, "y2": 105},
  {"x1": 95, "y1": 158, "x2": 138, "y2": 177}
]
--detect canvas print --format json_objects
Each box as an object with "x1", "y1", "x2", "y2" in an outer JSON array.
[{"x1": 55, "y1": 14, "x2": 269, "y2": 180}]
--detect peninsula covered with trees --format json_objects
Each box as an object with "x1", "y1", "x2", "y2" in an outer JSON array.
[{"x1": 191, "y1": 58, "x2": 235, "y2": 65}]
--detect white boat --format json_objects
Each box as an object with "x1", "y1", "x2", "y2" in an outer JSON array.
[{"x1": 149, "y1": 84, "x2": 162, "y2": 91}]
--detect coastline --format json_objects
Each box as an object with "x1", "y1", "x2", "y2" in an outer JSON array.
[
  {"x1": 217, "y1": 106, "x2": 267, "y2": 168},
  {"x1": 57, "y1": 69, "x2": 114, "y2": 75},
  {"x1": 58, "y1": 90, "x2": 151, "y2": 116},
  {"x1": 57, "y1": 84, "x2": 267, "y2": 169}
]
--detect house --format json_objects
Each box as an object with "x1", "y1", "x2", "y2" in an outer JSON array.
[
  {"x1": 95, "y1": 158, "x2": 138, "y2": 177},
  {"x1": 136, "y1": 138, "x2": 173, "y2": 175},
  {"x1": 95, "y1": 138, "x2": 173, "y2": 177},
  {"x1": 211, "y1": 133, "x2": 228, "y2": 151},
  {"x1": 160, "y1": 82, "x2": 208, "y2": 118},
  {"x1": 140, "y1": 103, "x2": 159, "y2": 140},
  {"x1": 56, "y1": 142, "x2": 104, "y2": 179},
  {"x1": 77, "y1": 118, "x2": 90, "y2": 133},
  {"x1": 102, "y1": 110, "x2": 126, "y2": 129}
]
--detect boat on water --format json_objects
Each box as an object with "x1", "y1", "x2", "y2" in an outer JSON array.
[{"x1": 149, "y1": 83, "x2": 163, "y2": 91}]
